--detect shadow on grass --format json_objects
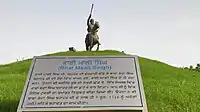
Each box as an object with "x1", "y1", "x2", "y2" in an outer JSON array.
[
  {"x1": 0, "y1": 100, "x2": 19, "y2": 112},
  {"x1": 0, "y1": 100, "x2": 142, "y2": 112}
]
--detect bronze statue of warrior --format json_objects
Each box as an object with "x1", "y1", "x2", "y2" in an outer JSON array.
[{"x1": 85, "y1": 4, "x2": 101, "y2": 51}]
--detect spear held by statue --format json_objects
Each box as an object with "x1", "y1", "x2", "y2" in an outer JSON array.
[{"x1": 90, "y1": 4, "x2": 94, "y2": 16}]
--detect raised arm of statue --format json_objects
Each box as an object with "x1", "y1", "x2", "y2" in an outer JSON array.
[{"x1": 87, "y1": 14, "x2": 91, "y2": 27}]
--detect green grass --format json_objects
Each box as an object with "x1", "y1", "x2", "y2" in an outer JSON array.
[{"x1": 0, "y1": 50, "x2": 200, "y2": 112}]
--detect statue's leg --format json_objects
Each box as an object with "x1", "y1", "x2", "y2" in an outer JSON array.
[
  {"x1": 85, "y1": 34, "x2": 89, "y2": 51},
  {"x1": 89, "y1": 35, "x2": 94, "y2": 51},
  {"x1": 85, "y1": 44, "x2": 89, "y2": 51},
  {"x1": 90, "y1": 44, "x2": 95, "y2": 51},
  {"x1": 93, "y1": 38, "x2": 99, "y2": 51},
  {"x1": 96, "y1": 35, "x2": 101, "y2": 45},
  {"x1": 90, "y1": 44, "x2": 94, "y2": 51},
  {"x1": 96, "y1": 44, "x2": 99, "y2": 51}
]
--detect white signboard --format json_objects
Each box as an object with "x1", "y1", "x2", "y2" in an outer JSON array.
[{"x1": 17, "y1": 55, "x2": 148, "y2": 112}]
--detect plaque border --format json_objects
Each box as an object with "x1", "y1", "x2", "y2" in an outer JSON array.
[{"x1": 17, "y1": 55, "x2": 148, "y2": 112}]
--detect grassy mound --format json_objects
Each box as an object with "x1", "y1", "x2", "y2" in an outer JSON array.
[{"x1": 0, "y1": 50, "x2": 200, "y2": 112}]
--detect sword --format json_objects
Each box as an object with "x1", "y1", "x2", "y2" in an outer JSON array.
[{"x1": 90, "y1": 4, "x2": 94, "y2": 15}]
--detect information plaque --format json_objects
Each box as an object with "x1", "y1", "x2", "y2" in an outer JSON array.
[{"x1": 17, "y1": 55, "x2": 148, "y2": 112}]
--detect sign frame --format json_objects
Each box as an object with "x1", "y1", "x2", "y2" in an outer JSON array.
[{"x1": 17, "y1": 55, "x2": 148, "y2": 112}]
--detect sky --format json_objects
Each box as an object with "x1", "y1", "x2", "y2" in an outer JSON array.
[{"x1": 0, "y1": 0, "x2": 200, "y2": 67}]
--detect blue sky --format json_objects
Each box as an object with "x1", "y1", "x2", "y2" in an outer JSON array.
[{"x1": 0, "y1": 0, "x2": 200, "y2": 67}]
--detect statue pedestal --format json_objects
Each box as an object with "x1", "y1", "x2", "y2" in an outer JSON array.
[{"x1": 69, "y1": 47, "x2": 76, "y2": 52}]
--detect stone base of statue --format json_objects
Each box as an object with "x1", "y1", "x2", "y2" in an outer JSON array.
[{"x1": 69, "y1": 47, "x2": 76, "y2": 52}]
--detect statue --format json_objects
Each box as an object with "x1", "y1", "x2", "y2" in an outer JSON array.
[{"x1": 85, "y1": 4, "x2": 101, "y2": 51}]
